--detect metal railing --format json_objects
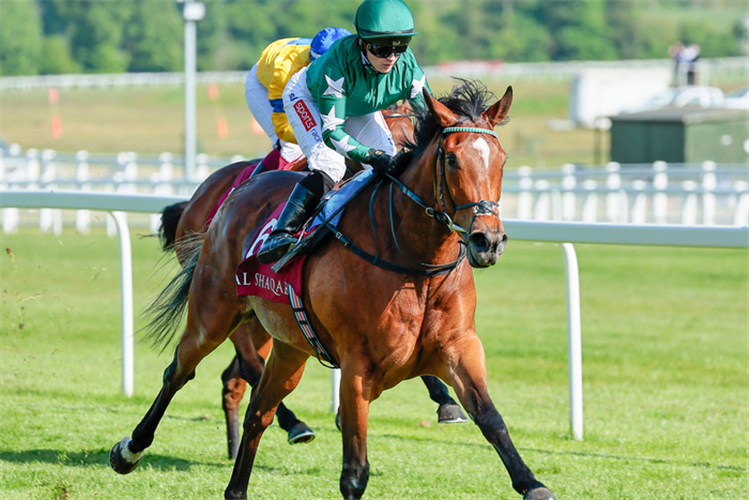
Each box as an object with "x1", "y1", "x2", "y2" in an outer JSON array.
[{"x1": 3, "y1": 146, "x2": 747, "y2": 235}]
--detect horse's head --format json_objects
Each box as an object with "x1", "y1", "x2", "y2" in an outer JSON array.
[{"x1": 416, "y1": 82, "x2": 513, "y2": 268}]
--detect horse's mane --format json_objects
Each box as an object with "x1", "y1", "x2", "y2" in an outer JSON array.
[{"x1": 397, "y1": 79, "x2": 508, "y2": 169}]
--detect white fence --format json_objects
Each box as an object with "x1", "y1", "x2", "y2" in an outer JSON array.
[
  {"x1": 1, "y1": 57, "x2": 746, "y2": 91},
  {"x1": 3, "y1": 146, "x2": 747, "y2": 233},
  {"x1": 1, "y1": 190, "x2": 747, "y2": 441}
]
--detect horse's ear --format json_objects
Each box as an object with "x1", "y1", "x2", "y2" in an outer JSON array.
[
  {"x1": 483, "y1": 86, "x2": 513, "y2": 127},
  {"x1": 423, "y1": 89, "x2": 460, "y2": 128}
]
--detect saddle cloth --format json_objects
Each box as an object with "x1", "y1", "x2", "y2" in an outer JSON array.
[
  {"x1": 235, "y1": 202, "x2": 305, "y2": 303},
  {"x1": 235, "y1": 169, "x2": 375, "y2": 301}
]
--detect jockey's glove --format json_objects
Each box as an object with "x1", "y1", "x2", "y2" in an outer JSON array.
[{"x1": 365, "y1": 148, "x2": 397, "y2": 177}]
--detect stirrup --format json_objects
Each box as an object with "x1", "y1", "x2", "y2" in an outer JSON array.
[
  {"x1": 256, "y1": 183, "x2": 320, "y2": 264},
  {"x1": 257, "y1": 231, "x2": 297, "y2": 264}
]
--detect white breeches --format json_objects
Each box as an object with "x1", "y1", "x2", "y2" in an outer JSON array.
[
  {"x1": 244, "y1": 65, "x2": 302, "y2": 163},
  {"x1": 282, "y1": 66, "x2": 396, "y2": 183}
]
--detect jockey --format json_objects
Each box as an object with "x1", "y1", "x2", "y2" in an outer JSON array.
[
  {"x1": 257, "y1": 0, "x2": 429, "y2": 264},
  {"x1": 245, "y1": 27, "x2": 351, "y2": 170}
]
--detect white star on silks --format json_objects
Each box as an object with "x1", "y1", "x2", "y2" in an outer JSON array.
[
  {"x1": 330, "y1": 135, "x2": 356, "y2": 155},
  {"x1": 410, "y1": 75, "x2": 427, "y2": 99},
  {"x1": 321, "y1": 106, "x2": 345, "y2": 132},
  {"x1": 323, "y1": 75, "x2": 345, "y2": 98}
]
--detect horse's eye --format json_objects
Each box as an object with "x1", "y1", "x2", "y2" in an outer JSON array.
[{"x1": 445, "y1": 154, "x2": 458, "y2": 171}]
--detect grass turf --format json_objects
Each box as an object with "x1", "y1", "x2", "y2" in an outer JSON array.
[{"x1": 0, "y1": 229, "x2": 747, "y2": 499}]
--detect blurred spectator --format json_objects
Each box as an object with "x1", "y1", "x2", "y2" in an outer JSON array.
[
  {"x1": 668, "y1": 40, "x2": 685, "y2": 84},
  {"x1": 669, "y1": 41, "x2": 700, "y2": 85},
  {"x1": 682, "y1": 43, "x2": 701, "y2": 85}
]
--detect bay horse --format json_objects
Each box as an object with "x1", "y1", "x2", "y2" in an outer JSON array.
[
  {"x1": 112, "y1": 80, "x2": 557, "y2": 500},
  {"x1": 157, "y1": 104, "x2": 466, "y2": 458}
]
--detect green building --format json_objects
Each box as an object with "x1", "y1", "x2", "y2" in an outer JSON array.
[{"x1": 610, "y1": 108, "x2": 748, "y2": 164}]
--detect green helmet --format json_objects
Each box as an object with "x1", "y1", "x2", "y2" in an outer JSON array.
[{"x1": 354, "y1": 0, "x2": 418, "y2": 40}]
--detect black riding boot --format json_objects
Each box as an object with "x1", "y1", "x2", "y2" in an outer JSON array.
[{"x1": 256, "y1": 184, "x2": 318, "y2": 264}]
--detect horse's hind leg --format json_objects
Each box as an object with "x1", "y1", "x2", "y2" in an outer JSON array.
[
  {"x1": 225, "y1": 341, "x2": 309, "y2": 500},
  {"x1": 110, "y1": 300, "x2": 241, "y2": 474},
  {"x1": 420, "y1": 375, "x2": 468, "y2": 423},
  {"x1": 443, "y1": 335, "x2": 557, "y2": 500}
]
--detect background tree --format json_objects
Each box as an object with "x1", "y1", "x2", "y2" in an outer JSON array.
[
  {"x1": 0, "y1": 1, "x2": 44, "y2": 76},
  {"x1": 126, "y1": 2, "x2": 183, "y2": 72},
  {"x1": 0, "y1": 0, "x2": 743, "y2": 76},
  {"x1": 68, "y1": 1, "x2": 131, "y2": 73},
  {"x1": 223, "y1": 0, "x2": 283, "y2": 70},
  {"x1": 680, "y1": 19, "x2": 742, "y2": 58},
  {"x1": 39, "y1": 35, "x2": 81, "y2": 75},
  {"x1": 196, "y1": 0, "x2": 228, "y2": 71},
  {"x1": 543, "y1": 0, "x2": 618, "y2": 61}
]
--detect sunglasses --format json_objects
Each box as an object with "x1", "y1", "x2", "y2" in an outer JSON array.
[{"x1": 366, "y1": 42, "x2": 409, "y2": 59}]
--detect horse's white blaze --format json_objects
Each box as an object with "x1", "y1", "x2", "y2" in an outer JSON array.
[{"x1": 472, "y1": 137, "x2": 491, "y2": 171}]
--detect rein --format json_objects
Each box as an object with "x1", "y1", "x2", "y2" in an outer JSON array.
[{"x1": 333, "y1": 125, "x2": 501, "y2": 277}]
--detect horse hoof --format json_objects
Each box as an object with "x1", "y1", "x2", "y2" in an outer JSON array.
[
  {"x1": 110, "y1": 436, "x2": 144, "y2": 475},
  {"x1": 287, "y1": 422, "x2": 316, "y2": 445},
  {"x1": 335, "y1": 409, "x2": 342, "y2": 432},
  {"x1": 524, "y1": 486, "x2": 558, "y2": 500},
  {"x1": 437, "y1": 403, "x2": 468, "y2": 423}
]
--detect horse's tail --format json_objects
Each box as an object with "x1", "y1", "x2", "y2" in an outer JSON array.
[
  {"x1": 158, "y1": 202, "x2": 188, "y2": 252},
  {"x1": 143, "y1": 232, "x2": 204, "y2": 351}
]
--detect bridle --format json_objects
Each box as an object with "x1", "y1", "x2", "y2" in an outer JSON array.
[
  {"x1": 431, "y1": 126, "x2": 501, "y2": 239},
  {"x1": 388, "y1": 125, "x2": 501, "y2": 238},
  {"x1": 367, "y1": 125, "x2": 502, "y2": 275}
]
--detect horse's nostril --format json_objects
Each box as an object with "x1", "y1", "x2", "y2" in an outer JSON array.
[
  {"x1": 497, "y1": 232, "x2": 508, "y2": 254},
  {"x1": 469, "y1": 232, "x2": 490, "y2": 252}
]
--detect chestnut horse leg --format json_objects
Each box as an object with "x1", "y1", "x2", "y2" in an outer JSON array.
[
  {"x1": 224, "y1": 341, "x2": 309, "y2": 500},
  {"x1": 222, "y1": 324, "x2": 315, "y2": 459},
  {"x1": 337, "y1": 360, "x2": 375, "y2": 500},
  {"x1": 420, "y1": 375, "x2": 468, "y2": 423},
  {"x1": 443, "y1": 335, "x2": 557, "y2": 500},
  {"x1": 110, "y1": 266, "x2": 244, "y2": 474},
  {"x1": 221, "y1": 352, "x2": 247, "y2": 460}
]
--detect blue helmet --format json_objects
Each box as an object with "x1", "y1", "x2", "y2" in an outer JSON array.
[{"x1": 310, "y1": 27, "x2": 351, "y2": 60}]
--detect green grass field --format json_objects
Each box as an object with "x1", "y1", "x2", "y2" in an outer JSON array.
[{"x1": 1, "y1": 229, "x2": 747, "y2": 499}]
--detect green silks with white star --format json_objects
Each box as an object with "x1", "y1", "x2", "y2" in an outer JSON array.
[{"x1": 306, "y1": 35, "x2": 429, "y2": 164}]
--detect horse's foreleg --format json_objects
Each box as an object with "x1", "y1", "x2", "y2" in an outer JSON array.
[
  {"x1": 338, "y1": 362, "x2": 373, "y2": 500},
  {"x1": 224, "y1": 341, "x2": 308, "y2": 500},
  {"x1": 445, "y1": 335, "x2": 557, "y2": 500},
  {"x1": 420, "y1": 375, "x2": 468, "y2": 423}
]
